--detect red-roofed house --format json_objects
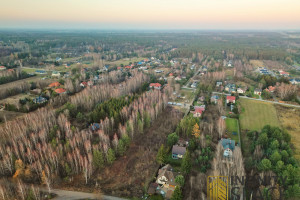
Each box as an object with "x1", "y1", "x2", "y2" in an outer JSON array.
[
  {"x1": 280, "y1": 71, "x2": 289, "y2": 76},
  {"x1": 49, "y1": 82, "x2": 61, "y2": 88},
  {"x1": 80, "y1": 82, "x2": 88, "y2": 88},
  {"x1": 169, "y1": 73, "x2": 174, "y2": 77},
  {"x1": 117, "y1": 66, "x2": 122, "y2": 70},
  {"x1": 192, "y1": 106, "x2": 205, "y2": 117},
  {"x1": 7, "y1": 69, "x2": 14, "y2": 72},
  {"x1": 149, "y1": 83, "x2": 162, "y2": 90},
  {"x1": 0, "y1": 66, "x2": 6, "y2": 70},
  {"x1": 125, "y1": 66, "x2": 132, "y2": 69},
  {"x1": 226, "y1": 96, "x2": 236, "y2": 104},
  {"x1": 265, "y1": 86, "x2": 276, "y2": 93},
  {"x1": 55, "y1": 88, "x2": 66, "y2": 94}
]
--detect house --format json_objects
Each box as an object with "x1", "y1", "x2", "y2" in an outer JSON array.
[
  {"x1": 156, "y1": 165, "x2": 178, "y2": 199},
  {"x1": 0, "y1": 66, "x2": 6, "y2": 70},
  {"x1": 226, "y1": 96, "x2": 236, "y2": 104},
  {"x1": 191, "y1": 82, "x2": 198, "y2": 88},
  {"x1": 49, "y1": 82, "x2": 61, "y2": 88},
  {"x1": 191, "y1": 106, "x2": 205, "y2": 117},
  {"x1": 172, "y1": 145, "x2": 186, "y2": 159},
  {"x1": 221, "y1": 138, "x2": 235, "y2": 158},
  {"x1": 198, "y1": 96, "x2": 205, "y2": 102},
  {"x1": 51, "y1": 71, "x2": 61, "y2": 77},
  {"x1": 87, "y1": 81, "x2": 93, "y2": 86},
  {"x1": 90, "y1": 123, "x2": 100, "y2": 131},
  {"x1": 55, "y1": 88, "x2": 66, "y2": 94},
  {"x1": 225, "y1": 84, "x2": 236, "y2": 93},
  {"x1": 124, "y1": 65, "x2": 132, "y2": 70},
  {"x1": 237, "y1": 87, "x2": 247, "y2": 94},
  {"x1": 279, "y1": 71, "x2": 289, "y2": 77},
  {"x1": 150, "y1": 83, "x2": 162, "y2": 90},
  {"x1": 211, "y1": 95, "x2": 220, "y2": 104},
  {"x1": 55, "y1": 57, "x2": 62, "y2": 62},
  {"x1": 216, "y1": 82, "x2": 222, "y2": 87},
  {"x1": 265, "y1": 86, "x2": 276, "y2": 93},
  {"x1": 169, "y1": 73, "x2": 174, "y2": 77},
  {"x1": 254, "y1": 88, "x2": 262, "y2": 95},
  {"x1": 175, "y1": 76, "x2": 182, "y2": 81},
  {"x1": 290, "y1": 78, "x2": 300, "y2": 85},
  {"x1": 80, "y1": 82, "x2": 88, "y2": 88},
  {"x1": 33, "y1": 96, "x2": 47, "y2": 104},
  {"x1": 35, "y1": 70, "x2": 47, "y2": 75}
]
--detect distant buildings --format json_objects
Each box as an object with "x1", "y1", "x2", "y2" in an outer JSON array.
[
  {"x1": 211, "y1": 95, "x2": 220, "y2": 104},
  {"x1": 172, "y1": 145, "x2": 187, "y2": 159},
  {"x1": 51, "y1": 71, "x2": 61, "y2": 77}
]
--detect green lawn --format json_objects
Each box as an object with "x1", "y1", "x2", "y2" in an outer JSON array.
[
  {"x1": 239, "y1": 98, "x2": 279, "y2": 131},
  {"x1": 225, "y1": 118, "x2": 239, "y2": 142}
]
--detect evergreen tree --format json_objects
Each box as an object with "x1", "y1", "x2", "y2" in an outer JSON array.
[
  {"x1": 107, "y1": 148, "x2": 116, "y2": 165},
  {"x1": 167, "y1": 133, "x2": 179, "y2": 147},
  {"x1": 93, "y1": 150, "x2": 105, "y2": 169},
  {"x1": 181, "y1": 150, "x2": 191, "y2": 175},
  {"x1": 171, "y1": 186, "x2": 183, "y2": 200},
  {"x1": 156, "y1": 144, "x2": 167, "y2": 165}
]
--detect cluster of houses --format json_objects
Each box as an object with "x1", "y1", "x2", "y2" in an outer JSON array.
[
  {"x1": 148, "y1": 139, "x2": 188, "y2": 199},
  {"x1": 48, "y1": 82, "x2": 66, "y2": 94}
]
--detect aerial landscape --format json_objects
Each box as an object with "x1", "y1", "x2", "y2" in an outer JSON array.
[{"x1": 0, "y1": 0, "x2": 300, "y2": 200}]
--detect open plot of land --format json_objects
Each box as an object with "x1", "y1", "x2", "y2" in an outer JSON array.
[
  {"x1": 250, "y1": 60, "x2": 264, "y2": 68},
  {"x1": 0, "y1": 110, "x2": 25, "y2": 123},
  {"x1": 225, "y1": 118, "x2": 239, "y2": 142},
  {"x1": 104, "y1": 57, "x2": 146, "y2": 66},
  {"x1": 239, "y1": 98, "x2": 280, "y2": 131},
  {"x1": 275, "y1": 105, "x2": 300, "y2": 161},
  {"x1": 0, "y1": 93, "x2": 35, "y2": 105},
  {"x1": 93, "y1": 107, "x2": 182, "y2": 198}
]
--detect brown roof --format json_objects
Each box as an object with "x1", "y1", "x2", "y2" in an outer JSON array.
[
  {"x1": 157, "y1": 164, "x2": 178, "y2": 186},
  {"x1": 147, "y1": 183, "x2": 158, "y2": 195}
]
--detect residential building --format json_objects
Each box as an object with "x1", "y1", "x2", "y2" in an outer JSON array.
[
  {"x1": 221, "y1": 138, "x2": 235, "y2": 158},
  {"x1": 0, "y1": 66, "x2": 6, "y2": 70},
  {"x1": 49, "y1": 82, "x2": 61, "y2": 88},
  {"x1": 33, "y1": 96, "x2": 47, "y2": 104},
  {"x1": 216, "y1": 81, "x2": 222, "y2": 87},
  {"x1": 226, "y1": 96, "x2": 236, "y2": 104},
  {"x1": 237, "y1": 87, "x2": 247, "y2": 94},
  {"x1": 211, "y1": 95, "x2": 220, "y2": 104},
  {"x1": 254, "y1": 88, "x2": 262, "y2": 95},
  {"x1": 51, "y1": 71, "x2": 61, "y2": 77},
  {"x1": 149, "y1": 83, "x2": 162, "y2": 90},
  {"x1": 172, "y1": 145, "x2": 186, "y2": 159},
  {"x1": 156, "y1": 165, "x2": 178, "y2": 199},
  {"x1": 55, "y1": 88, "x2": 66, "y2": 94}
]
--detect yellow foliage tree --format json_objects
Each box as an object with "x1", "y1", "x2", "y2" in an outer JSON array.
[
  {"x1": 192, "y1": 123, "x2": 201, "y2": 138},
  {"x1": 13, "y1": 159, "x2": 25, "y2": 179}
]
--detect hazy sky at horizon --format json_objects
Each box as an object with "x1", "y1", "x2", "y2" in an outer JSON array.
[{"x1": 1, "y1": 0, "x2": 300, "y2": 29}]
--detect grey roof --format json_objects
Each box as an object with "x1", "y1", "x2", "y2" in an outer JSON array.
[
  {"x1": 172, "y1": 145, "x2": 186, "y2": 155},
  {"x1": 221, "y1": 139, "x2": 235, "y2": 151}
]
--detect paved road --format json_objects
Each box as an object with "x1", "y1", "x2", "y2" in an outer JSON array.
[
  {"x1": 212, "y1": 92, "x2": 300, "y2": 108},
  {"x1": 40, "y1": 188, "x2": 127, "y2": 200}
]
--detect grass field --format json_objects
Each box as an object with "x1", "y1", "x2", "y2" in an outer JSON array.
[
  {"x1": 239, "y1": 98, "x2": 280, "y2": 131},
  {"x1": 225, "y1": 118, "x2": 239, "y2": 142},
  {"x1": 275, "y1": 105, "x2": 300, "y2": 161}
]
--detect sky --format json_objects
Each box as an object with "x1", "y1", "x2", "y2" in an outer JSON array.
[{"x1": 1, "y1": 0, "x2": 300, "y2": 30}]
